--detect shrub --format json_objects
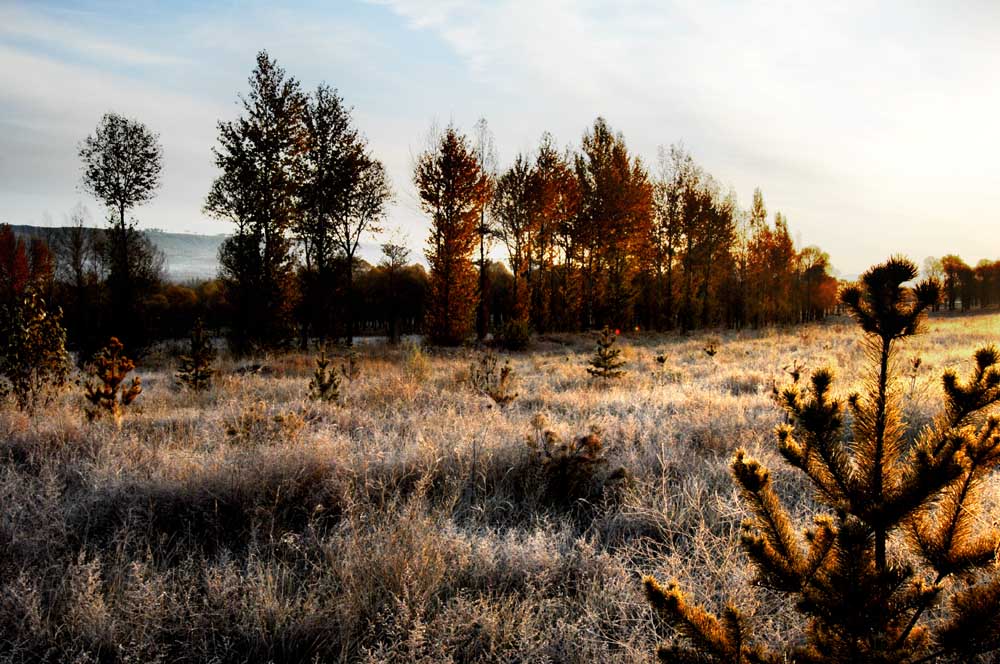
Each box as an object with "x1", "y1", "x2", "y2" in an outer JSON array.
[
  {"x1": 469, "y1": 350, "x2": 518, "y2": 407},
  {"x1": 309, "y1": 348, "x2": 341, "y2": 404},
  {"x1": 84, "y1": 337, "x2": 142, "y2": 426},
  {"x1": 176, "y1": 318, "x2": 216, "y2": 392},
  {"x1": 0, "y1": 290, "x2": 70, "y2": 411},
  {"x1": 404, "y1": 341, "x2": 430, "y2": 382},
  {"x1": 224, "y1": 399, "x2": 306, "y2": 446},
  {"x1": 587, "y1": 327, "x2": 625, "y2": 380},
  {"x1": 341, "y1": 348, "x2": 361, "y2": 381},
  {"x1": 644, "y1": 257, "x2": 1000, "y2": 663},
  {"x1": 495, "y1": 319, "x2": 531, "y2": 351}
]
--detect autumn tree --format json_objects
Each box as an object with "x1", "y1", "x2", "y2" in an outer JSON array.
[
  {"x1": 297, "y1": 83, "x2": 391, "y2": 344},
  {"x1": 645, "y1": 257, "x2": 1000, "y2": 662},
  {"x1": 797, "y1": 246, "x2": 839, "y2": 321},
  {"x1": 940, "y1": 254, "x2": 971, "y2": 311},
  {"x1": 649, "y1": 145, "x2": 692, "y2": 330},
  {"x1": 492, "y1": 153, "x2": 537, "y2": 323},
  {"x1": 574, "y1": 117, "x2": 653, "y2": 328},
  {"x1": 205, "y1": 51, "x2": 306, "y2": 353},
  {"x1": 414, "y1": 125, "x2": 491, "y2": 346},
  {"x1": 79, "y1": 112, "x2": 162, "y2": 347},
  {"x1": 529, "y1": 133, "x2": 580, "y2": 332}
]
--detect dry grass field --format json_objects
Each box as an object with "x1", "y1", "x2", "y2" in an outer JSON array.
[{"x1": 2, "y1": 311, "x2": 999, "y2": 663}]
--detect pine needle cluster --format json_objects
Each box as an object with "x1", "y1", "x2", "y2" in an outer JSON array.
[
  {"x1": 644, "y1": 256, "x2": 1000, "y2": 663},
  {"x1": 309, "y1": 347, "x2": 341, "y2": 403},
  {"x1": 0, "y1": 290, "x2": 71, "y2": 412},
  {"x1": 176, "y1": 319, "x2": 216, "y2": 392},
  {"x1": 469, "y1": 350, "x2": 518, "y2": 406},
  {"x1": 587, "y1": 327, "x2": 626, "y2": 379},
  {"x1": 84, "y1": 337, "x2": 142, "y2": 426}
]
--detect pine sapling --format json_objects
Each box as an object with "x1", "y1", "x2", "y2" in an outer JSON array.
[
  {"x1": 309, "y1": 347, "x2": 341, "y2": 403},
  {"x1": 645, "y1": 256, "x2": 1000, "y2": 663},
  {"x1": 176, "y1": 318, "x2": 216, "y2": 392},
  {"x1": 588, "y1": 327, "x2": 626, "y2": 379},
  {"x1": 84, "y1": 337, "x2": 142, "y2": 426}
]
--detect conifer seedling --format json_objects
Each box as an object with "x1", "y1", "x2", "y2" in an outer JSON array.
[
  {"x1": 84, "y1": 337, "x2": 142, "y2": 427},
  {"x1": 309, "y1": 347, "x2": 341, "y2": 403},
  {"x1": 645, "y1": 256, "x2": 1000, "y2": 663},
  {"x1": 588, "y1": 327, "x2": 626, "y2": 379},
  {"x1": 176, "y1": 318, "x2": 216, "y2": 392}
]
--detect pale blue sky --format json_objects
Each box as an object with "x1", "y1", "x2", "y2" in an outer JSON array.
[{"x1": 2, "y1": 0, "x2": 999, "y2": 274}]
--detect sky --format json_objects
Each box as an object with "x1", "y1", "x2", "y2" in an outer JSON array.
[{"x1": 2, "y1": 0, "x2": 999, "y2": 276}]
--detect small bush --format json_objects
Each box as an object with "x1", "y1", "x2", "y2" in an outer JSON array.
[
  {"x1": 587, "y1": 327, "x2": 625, "y2": 380},
  {"x1": 404, "y1": 341, "x2": 430, "y2": 382},
  {"x1": 341, "y1": 348, "x2": 361, "y2": 381},
  {"x1": 0, "y1": 290, "x2": 71, "y2": 412},
  {"x1": 495, "y1": 319, "x2": 531, "y2": 351},
  {"x1": 469, "y1": 351, "x2": 518, "y2": 406},
  {"x1": 83, "y1": 337, "x2": 141, "y2": 426},
  {"x1": 224, "y1": 400, "x2": 306, "y2": 446}
]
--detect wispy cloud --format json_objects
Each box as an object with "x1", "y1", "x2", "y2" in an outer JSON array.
[
  {"x1": 2, "y1": 0, "x2": 999, "y2": 272},
  {"x1": 0, "y1": 4, "x2": 189, "y2": 67}
]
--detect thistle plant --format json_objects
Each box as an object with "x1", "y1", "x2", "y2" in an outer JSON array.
[
  {"x1": 645, "y1": 257, "x2": 1000, "y2": 663},
  {"x1": 587, "y1": 327, "x2": 626, "y2": 379},
  {"x1": 84, "y1": 337, "x2": 142, "y2": 426},
  {"x1": 176, "y1": 318, "x2": 216, "y2": 392},
  {"x1": 309, "y1": 347, "x2": 341, "y2": 403}
]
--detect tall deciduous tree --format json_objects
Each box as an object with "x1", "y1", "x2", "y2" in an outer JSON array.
[
  {"x1": 297, "y1": 84, "x2": 392, "y2": 344},
  {"x1": 414, "y1": 125, "x2": 491, "y2": 346},
  {"x1": 205, "y1": 50, "x2": 306, "y2": 353},
  {"x1": 79, "y1": 112, "x2": 162, "y2": 346},
  {"x1": 492, "y1": 154, "x2": 537, "y2": 323},
  {"x1": 574, "y1": 117, "x2": 653, "y2": 328},
  {"x1": 530, "y1": 133, "x2": 579, "y2": 332}
]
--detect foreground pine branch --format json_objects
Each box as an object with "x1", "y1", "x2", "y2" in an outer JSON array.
[{"x1": 645, "y1": 257, "x2": 1000, "y2": 663}]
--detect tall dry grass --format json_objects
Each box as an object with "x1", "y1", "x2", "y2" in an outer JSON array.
[{"x1": 1, "y1": 312, "x2": 998, "y2": 662}]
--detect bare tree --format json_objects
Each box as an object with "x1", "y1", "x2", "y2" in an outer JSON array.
[{"x1": 472, "y1": 117, "x2": 497, "y2": 341}]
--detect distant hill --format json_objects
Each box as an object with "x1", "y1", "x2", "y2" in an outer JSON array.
[{"x1": 8, "y1": 225, "x2": 385, "y2": 282}]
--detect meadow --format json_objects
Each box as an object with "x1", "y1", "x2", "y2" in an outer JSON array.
[{"x1": 2, "y1": 311, "x2": 999, "y2": 663}]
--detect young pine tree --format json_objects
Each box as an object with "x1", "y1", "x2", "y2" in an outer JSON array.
[
  {"x1": 644, "y1": 257, "x2": 1000, "y2": 663},
  {"x1": 309, "y1": 347, "x2": 341, "y2": 403},
  {"x1": 176, "y1": 318, "x2": 216, "y2": 391},
  {"x1": 84, "y1": 337, "x2": 142, "y2": 426},
  {"x1": 587, "y1": 327, "x2": 626, "y2": 379}
]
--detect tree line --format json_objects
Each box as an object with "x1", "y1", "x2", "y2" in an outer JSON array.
[
  {"x1": 3, "y1": 49, "x2": 887, "y2": 356},
  {"x1": 922, "y1": 255, "x2": 1000, "y2": 312}
]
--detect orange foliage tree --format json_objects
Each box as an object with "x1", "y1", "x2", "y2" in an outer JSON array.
[{"x1": 414, "y1": 126, "x2": 492, "y2": 346}]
